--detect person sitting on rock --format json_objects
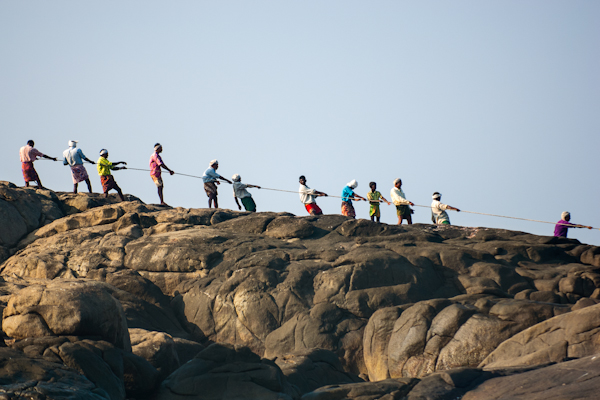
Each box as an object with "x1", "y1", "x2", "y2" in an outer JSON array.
[
  {"x1": 97, "y1": 149, "x2": 127, "y2": 201},
  {"x1": 299, "y1": 175, "x2": 327, "y2": 215},
  {"x1": 554, "y1": 211, "x2": 592, "y2": 238},
  {"x1": 431, "y1": 192, "x2": 460, "y2": 225},
  {"x1": 341, "y1": 180, "x2": 366, "y2": 219},
  {"x1": 149, "y1": 143, "x2": 175, "y2": 206},
  {"x1": 390, "y1": 178, "x2": 414, "y2": 225},
  {"x1": 19, "y1": 140, "x2": 57, "y2": 189},
  {"x1": 202, "y1": 160, "x2": 231, "y2": 208},
  {"x1": 63, "y1": 140, "x2": 95, "y2": 193},
  {"x1": 367, "y1": 182, "x2": 390, "y2": 223},
  {"x1": 232, "y1": 174, "x2": 260, "y2": 212}
]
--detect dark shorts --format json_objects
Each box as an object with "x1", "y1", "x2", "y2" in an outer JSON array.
[{"x1": 241, "y1": 196, "x2": 256, "y2": 212}]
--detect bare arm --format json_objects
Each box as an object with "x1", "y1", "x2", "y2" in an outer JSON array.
[{"x1": 160, "y1": 163, "x2": 174, "y2": 175}]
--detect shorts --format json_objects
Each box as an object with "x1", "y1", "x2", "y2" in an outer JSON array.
[
  {"x1": 396, "y1": 205, "x2": 411, "y2": 218},
  {"x1": 241, "y1": 196, "x2": 256, "y2": 212},
  {"x1": 305, "y1": 203, "x2": 323, "y2": 215},
  {"x1": 152, "y1": 176, "x2": 164, "y2": 188},
  {"x1": 369, "y1": 203, "x2": 380, "y2": 217}
]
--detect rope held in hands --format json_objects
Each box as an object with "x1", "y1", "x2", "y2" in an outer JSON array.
[{"x1": 46, "y1": 160, "x2": 598, "y2": 231}]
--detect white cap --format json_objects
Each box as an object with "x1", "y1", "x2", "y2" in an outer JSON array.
[
  {"x1": 232, "y1": 174, "x2": 241, "y2": 182},
  {"x1": 99, "y1": 149, "x2": 108, "y2": 156},
  {"x1": 210, "y1": 159, "x2": 218, "y2": 166},
  {"x1": 347, "y1": 180, "x2": 358, "y2": 189},
  {"x1": 432, "y1": 192, "x2": 441, "y2": 200},
  {"x1": 68, "y1": 140, "x2": 78, "y2": 147},
  {"x1": 561, "y1": 211, "x2": 570, "y2": 220}
]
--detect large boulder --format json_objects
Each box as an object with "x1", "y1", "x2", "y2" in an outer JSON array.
[
  {"x1": 2, "y1": 280, "x2": 131, "y2": 351},
  {"x1": 157, "y1": 344, "x2": 298, "y2": 400},
  {"x1": 481, "y1": 302, "x2": 600, "y2": 369}
]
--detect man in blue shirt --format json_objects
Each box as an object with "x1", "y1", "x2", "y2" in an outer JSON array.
[
  {"x1": 63, "y1": 140, "x2": 95, "y2": 193},
  {"x1": 202, "y1": 160, "x2": 232, "y2": 208},
  {"x1": 341, "y1": 180, "x2": 365, "y2": 219}
]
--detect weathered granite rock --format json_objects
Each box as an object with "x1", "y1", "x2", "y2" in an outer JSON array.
[
  {"x1": 157, "y1": 344, "x2": 298, "y2": 400},
  {"x1": 130, "y1": 328, "x2": 181, "y2": 380},
  {"x1": 301, "y1": 378, "x2": 417, "y2": 400},
  {"x1": 273, "y1": 348, "x2": 363, "y2": 395},
  {"x1": 2, "y1": 280, "x2": 131, "y2": 351},
  {"x1": 480, "y1": 302, "x2": 600, "y2": 369},
  {"x1": 0, "y1": 346, "x2": 110, "y2": 399},
  {"x1": 463, "y1": 354, "x2": 600, "y2": 399}
]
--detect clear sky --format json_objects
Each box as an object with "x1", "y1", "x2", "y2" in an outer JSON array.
[{"x1": 1, "y1": 1, "x2": 599, "y2": 245}]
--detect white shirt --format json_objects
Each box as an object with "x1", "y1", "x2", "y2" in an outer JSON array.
[
  {"x1": 431, "y1": 200, "x2": 450, "y2": 224},
  {"x1": 299, "y1": 184, "x2": 317, "y2": 204},
  {"x1": 233, "y1": 182, "x2": 251, "y2": 199},
  {"x1": 390, "y1": 187, "x2": 410, "y2": 206}
]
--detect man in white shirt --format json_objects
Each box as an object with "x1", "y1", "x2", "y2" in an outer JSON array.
[
  {"x1": 431, "y1": 192, "x2": 460, "y2": 225},
  {"x1": 232, "y1": 174, "x2": 260, "y2": 212},
  {"x1": 299, "y1": 175, "x2": 328, "y2": 215},
  {"x1": 390, "y1": 178, "x2": 414, "y2": 225}
]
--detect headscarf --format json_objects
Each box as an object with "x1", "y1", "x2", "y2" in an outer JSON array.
[
  {"x1": 99, "y1": 149, "x2": 108, "y2": 156},
  {"x1": 561, "y1": 211, "x2": 570, "y2": 221},
  {"x1": 210, "y1": 159, "x2": 218, "y2": 167},
  {"x1": 432, "y1": 192, "x2": 441, "y2": 200},
  {"x1": 347, "y1": 180, "x2": 358, "y2": 189},
  {"x1": 68, "y1": 140, "x2": 78, "y2": 147},
  {"x1": 232, "y1": 174, "x2": 241, "y2": 182},
  {"x1": 393, "y1": 178, "x2": 402, "y2": 186}
]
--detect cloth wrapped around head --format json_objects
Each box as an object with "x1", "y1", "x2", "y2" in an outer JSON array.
[
  {"x1": 561, "y1": 211, "x2": 570, "y2": 220},
  {"x1": 232, "y1": 174, "x2": 241, "y2": 182},
  {"x1": 432, "y1": 192, "x2": 441, "y2": 200},
  {"x1": 347, "y1": 179, "x2": 358, "y2": 189},
  {"x1": 99, "y1": 149, "x2": 108, "y2": 156},
  {"x1": 393, "y1": 178, "x2": 402, "y2": 186},
  {"x1": 68, "y1": 140, "x2": 78, "y2": 147},
  {"x1": 210, "y1": 159, "x2": 218, "y2": 167}
]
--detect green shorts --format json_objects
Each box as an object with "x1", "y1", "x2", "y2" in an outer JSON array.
[
  {"x1": 396, "y1": 205, "x2": 410, "y2": 218},
  {"x1": 241, "y1": 196, "x2": 256, "y2": 212}
]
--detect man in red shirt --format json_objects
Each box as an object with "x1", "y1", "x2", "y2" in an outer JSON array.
[{"x1": 149, "y1": 143, "x2": 175, "y2": 206}]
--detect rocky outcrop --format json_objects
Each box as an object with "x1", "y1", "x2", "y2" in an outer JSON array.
[{"x1": 2, "y1": 185, "x2": 600, "y2": 398}]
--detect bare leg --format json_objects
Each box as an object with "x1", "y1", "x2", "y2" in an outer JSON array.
[
  {"x1": 85, "y1": 179, "x2": 92, "y2": 193},
  {"x1": 376, "y1": 216, "x2": 381, "y2": 223},
  {"x1": 73, "y1": 183, "x2": 78, "y2": 193},
  {"x1": 397, "y1": 216, "x2": 403, "y2": 225},
  {"x1": 214, "y1": 196, "x2": 219, "y2": 208},
  {"x1": 104, "y1": 191, "x2": 109, "y2": 198},
  {"x1": 370, "y1": 216, "x2": 375, "y2": 222},
  {"x1": 406, "y1": 214, "x2": 413, "y2": 225},
  {"x1": 115, "y1": 187, "x2": 125, "y2": 202},
  {"x1": 36, "y1": 179, "x2": 45, "y2": 189}
]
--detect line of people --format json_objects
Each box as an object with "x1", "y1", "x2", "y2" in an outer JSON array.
[
  {"x1": 298, "y1": 176, "x2": 459, "y2": 225},
  {"x1": 18, "y1": 140, "x2": 593, "y2": 236}
]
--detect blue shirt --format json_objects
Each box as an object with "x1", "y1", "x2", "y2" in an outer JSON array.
[
  {"x1": 202, "y1": 167, "x2": 221, "y2": 183},
  {"x1": 341, "y1": 186, "x2": 355, "y2": 203},
  {"x1": 63, "y1": 147, "x2": 86, "y2": 166}
]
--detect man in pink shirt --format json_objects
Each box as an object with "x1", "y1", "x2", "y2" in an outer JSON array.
[
  {"x1": 149, "y1": 143, "x2": 174, "y2": 206},
  {"x1": 19, "y1": 140, "x2": 57, "y2": 189}
]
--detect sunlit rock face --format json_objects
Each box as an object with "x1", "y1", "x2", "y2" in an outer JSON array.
[{"x1": 2, "y1": 183, "x2": 600, "y2": 399}]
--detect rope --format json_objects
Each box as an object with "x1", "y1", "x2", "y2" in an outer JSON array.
[{"x1": 116, "y1": 166, "x2": 600, "y2": 231}]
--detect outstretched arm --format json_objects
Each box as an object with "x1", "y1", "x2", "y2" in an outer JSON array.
[
  {"x1": 83, "y1": 156, "x2": 95, "y2": 164},
  {"x1": 42, "y1": 154, "x2": 58, "y2": 161},
  {"x1": 220, "y1": 176, "x2": 232, "y2": 184},
  {"x1": 161, "y1": 163, "x2": 174, "y2": 175}
]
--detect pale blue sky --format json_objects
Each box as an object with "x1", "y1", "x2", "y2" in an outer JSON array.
[{"x1": 1, "y1": 1, "x2": 599, "y2": 244}]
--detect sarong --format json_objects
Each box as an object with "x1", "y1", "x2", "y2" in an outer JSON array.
[
  {"x1": 100, "y1": 175, "x2": 119, "y2": 193},
  {"x1": 241, "y1": 196, "x2": 256, "y2": 212},
  {"x1": 396, "y1": 205, "x2": 411, "y2": 218},
  {"x1": 204, "y1": 181, "x2": 218, "y2": 198},
  {"x1": 341, "y1": 201, "x2": 356, "y2": 218},
  {"x1": 305, "y1": 203, "x2": 323, "y2": 215},
  {"x1": 152, "y1": 176, "x2": 164, "y2": 188},
  {"x1": 369, "y1": 203, "x2": 380, "y2": 218},
  {"x1": 70, "y1": 164, "x2": 89, "y2": 184},
  {"x1": 22, "y1": 162, "x2": 39, "y2": 183}
]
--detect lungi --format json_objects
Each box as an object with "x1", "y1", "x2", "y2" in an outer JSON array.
[
  {"x1": 70, "y1": 164, "x2": 89, "y2": 184},
  {"x1": 369, "y1": 203, "x2": 380, "y2": 218},
  {"x1": 22, "y1": 162, "x2": 39, "y2": 183},
  {"x1": 341, "y1": 201, "x2": 356, "y2": 218},
  {"x1": 396, "y1": 205, "x2": 411, "y2": 218},
  {"x1": 305, "y1": 203, "x2": 323, "y2": 215},
  {"x1": 204, "y1": 182, "x2": 218, "y2": 198},
  {"x1": 100, "y1": 175, "x2": 119, "y2": 192},
  {"x1": 241, "y1": 196, "x2": 256, "y2": 212}
]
